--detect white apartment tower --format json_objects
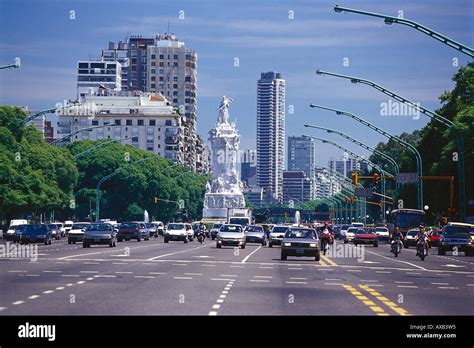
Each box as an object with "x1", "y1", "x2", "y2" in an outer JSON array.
[{"x1": 256, "y1": 71, "x2": 285, "y2": 204}]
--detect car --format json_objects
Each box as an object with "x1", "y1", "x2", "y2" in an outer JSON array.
[
  {"x1": 429, "y1": 229, "x2": 441, "y2": 247},
  {"x1": 183, "y1": 223, "x2": 194, "y2": 241},
  {"x1": 375, "y1": 227, "x2": 390, "y2": 242},
  {"x1": 82, "y1": 223, "x2": 117, "y2": 248},
  {"x1": 13, "y1": 224, "x2": 52, "y2": 245},
  {"x1": 210, "y1": 223, "x2": 223, "y2": 240},
  {"x1": 268, "y1": 225, "x2": 289, "y2": 247},
  {"x1": 351, "y1": 222, "x2": 364, "y2": 229},
  {"x1": 52, "y1": 222, "x2": 66, "y2": 237},
  {"x1": 316, "y1": 225, "x2": 334, "y2": 245},
  {"x1": 281, "y1": 227, "x2": 320, "y2": 261},
  {"x1": 438, "y1": 225, "x2": 473, "y2": 256},
  {"x1": 340, "y1": 224, "x2": 350, "y2": 240},
  {"x1": 63, "y1": 220, "x2": 74, "y2": 234},
  {"x1": 67, "y1": 222, "x2": 91, "y2": 244},
  {"x1": 259, "y1": 224, "x2": 274, "y2": 238},
  {"x1": 216, "y1": 224, "x2": 246, "y2": 249},
  {"x1": 5, "y1": 219, "x2": 28, "y2": 241},
  {"x1": 353, "y1": 228, "x2": 378, "y2": 247},
  {"x1": 144, "y1": 222, "x2": 158, "y2": 237},
  {"x1": 117, "y1": 222, "x2": 149, "y2": 242},
  {"x1": 47, "y1": 224, "x2": 62, "y2": 240},
  {"x1": 404, "y1": 229, "x2": 419, "y2": 248},
  {"x1": 244, "y1": 225, "x2": 266, "y2": 246},
  {"x1": 333, "y1": 225, "x2": 343, "y2": 240},
  {"x1": 164, "y1": 223, "x2": 188, "y2": 243},
  {"x1": 344, "y1": 227, "x2": 358, "y2": 244},
  {"x1": 151, "y1": 221, "x2": 165, "y2": 236}
]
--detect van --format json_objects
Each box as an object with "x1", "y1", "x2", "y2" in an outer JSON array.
[{"x1": 5, "y1": 219, "x2": 28, "y2": 240}]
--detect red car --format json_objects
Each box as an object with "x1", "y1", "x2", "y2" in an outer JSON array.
[
  {"x1": 429, "y1": 229, "x2": 441, "y2": 246},
  {"x1": 353, "y1": 228, "x2": 378, "y2": 247}
]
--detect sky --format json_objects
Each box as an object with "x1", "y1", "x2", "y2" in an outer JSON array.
[{"x1": 0, "y1": 0, "x2": 472, "y2": 166}]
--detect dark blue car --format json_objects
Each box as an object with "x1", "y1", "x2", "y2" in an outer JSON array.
[{"x1": 13, "y1": 224, "x2": 52, "y2": 245}]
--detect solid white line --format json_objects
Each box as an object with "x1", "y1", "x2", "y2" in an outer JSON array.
[
  {"x1": 241, "y1": 246, "x2": 262, "y2": 263},
  {"x1": 147, "y1": 243, "x2": 211, "y2": 261},
  {"x1": 12, "y1": 301, "x2": 24, "y2": 305},
  {"x1": 28, "y1": 295, "x2": 40, "y2": 299}
]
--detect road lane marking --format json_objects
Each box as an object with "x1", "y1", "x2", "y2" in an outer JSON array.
[
  {"x1": 230, "y1": 265, "x2": 245, "y2": 268},
  {"x1": 61, "y1": 274, "x2": 79, "y2": 277},
  {"x1": 134, "y1": 276, "x2": 155, "y2": 279},
  {"x1": 431, "y1": 282, "x2": 449, "y2": 285},
  {"x1": 254, "y1": 276, "x2": 273, "y2": 279},
  {"x1": 28, "y1": 295, "x2": 40, "y2": 299},
  {"x1": 43, "y1": 270, "x2": 62, "y2": 273},
  {"x1": 212, "y1": 304, "x2": 220, "y2": 309},
  {"x1": 94, "y1": 275, "x2": 116, "y2": 278},
  {"x1": 376, "y1": 271, "x2": 392, "y2": 274},
  {"x1": 172, "y1": 263, "x2": 187, "y2": 266},
  {"x1": 259, "y1": 266, "x2": 273, "y2": 269},
  {"x1": 56, "y1": 287, "x2": 65, "y2": 290},
  {"x1": 321, "y1": 255, "x2": 338, "y2": 266},
  {"x1": 343, "y1": 285, "x2": 389, "y2": 316},
  {"x1": 347, "y1": 269, "x2": 361, "y2": 272},
  {"x1": 115, "y1": 271, "x2": 133, "y2": 274},
  {"x1": 211, "y1": 278, "x2": 235, "y2": 281},
  {"x1": 8, "y1": 270, "x2": 27, "y2": 273},
  {"x1": 26, "y1": 274, "x2": 40, "y2": 277},
  {"x1": 216, "y1": 299, "x2": 224, "y2": 303},
  {"x1": 395, "y1": 281, "x2": 413, "y2": 284},
  {"x1": 43, "y1": 290, "x2": 54, "y2": 294},
  {"x1": 147, "y1": 243, "x2": 211, "y2": 261},
  {"x1": 12, "y1": 301, "x2": 24, "y2": 305},
  {"x1": 173, "y1": 276, "x2": 193, "y2": 280},
  {"x1": 288, "y1": 267, "x2": 303, "y2": 270},
  {"x1": 324, "y1": 282, "x2": 344, "y2": 286},
  {"x1": 209, "y1": 311, "x2": 217, "y2": 316},
  {"x1": 80, "y1": 271, "x2": 99, "y2": 274},
  {"x1": 353, "y1": 245, "x2": 427, "y2": 271},
  {"x1": 286, "y1": 281, "x2": 307, "y2": 284},
  {"x1": 185, "y1": 273, "x2": 202, "y2": 276},
  {"x1": 438, "y1": 286, "x2": 459, "y2": 289},
  {"x1": 202, "y1": 264, "x2": 216, "y2": 267},
  {"x1": 241, "y1": 246, "x2": 262, "y2": 263},
  {"x1": 325, "y1": 278, "x2": 341, "y2": 281},
  {"x1": 112, "y1": 262, "x2": 128, "y2": 265},
  {"x1": 467, "y1": 284, "x2": 474, "y2": 286},
  {"x1": 291, "y1": 277, "x2": 307, "y2": 280},
  {"x1": 358, "y1": 285, "x2": 411, "y2": 316},
  {"x1": 149, "y1": 272, "x2": 166, "y2": 275},
  {"x1": 220, "y1": 274, "x2": 238, "y2": 277},
  {"x1": 250, "y1": 279, "x2": 269, "y2": 283},
  {"x1": 397, "y1": 285, "x2": 418, "y2": 288},
  {"x1": 0, "y1": 307, "x2": 7, "y2": 311},
  {"x1": 319, "y1": 258, "x2": 328, "y2": 266}
]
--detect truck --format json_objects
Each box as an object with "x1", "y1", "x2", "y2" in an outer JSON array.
[{"x1": 227, "y1": 208, "x2": 253, "y2": 227}]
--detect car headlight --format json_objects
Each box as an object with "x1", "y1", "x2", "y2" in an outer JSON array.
[
  {"x1": 104, "y1": 234, "x2": 111, "y2": 239},
  {"x1": 309, "y1": 243, "x2": 317, "y2": 247},
  {"x1": 283, "y1": 242, "x2": 291, "y2": 247}
]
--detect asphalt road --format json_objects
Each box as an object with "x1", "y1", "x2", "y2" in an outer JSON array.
[{"x1": 1, "y1": 237, "x2": 473, "y2": 316}]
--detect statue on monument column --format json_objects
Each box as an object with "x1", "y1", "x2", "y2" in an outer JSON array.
[{"x1": 217, "y1": 96, "x2": 233, "y2": 125}]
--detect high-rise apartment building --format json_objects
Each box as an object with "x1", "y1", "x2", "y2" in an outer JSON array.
[
  {"x1": 288, "y1": 135, "x2": 315, "y2": 177},
  {"x1": 283, "y1": 171, "x2": 313, "y2": 204},
  {"x1": 256, "y1": 71, "x2": 285, "y2": 204}
]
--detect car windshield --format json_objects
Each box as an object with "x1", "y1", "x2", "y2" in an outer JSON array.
[
  {"x1": 146, "y1": 223, "x2": 154, "y2": 228},
  {"x1": 246, "y1": 226, "x2": 263, "y2": 232},
  {"x1": 47, "y1": 224, "x2": 58, "y2": 229},
  {"x1": 120, "y1": 223, "x2": 139, "y2": 229},
  {"x1": 87, "y1": 224, "x2": 112, "y2": 232},
  {"x1": 72, "y1": 223, "x2": 89, "y2": 229},
  {"x1": 167, "y1": 224, "x2": 185, "y2": 230},
  {"x1": 407, "y1": 230, "x2": 418, "y2": 236},
  {"x1": 285, "y1": 229, "x2": 315, "y2": 239},
  {"x1": 341, "y1": 225, "x2": 350, "y2": 230},
  {"x1": 220, "y1": 225, "x2": 242, "y2": 233},
  {"x1": 212, "y1": 224, "x2": 222, "y2": 229},
  {"x1": 376, "y1": 227, "x2": 388, "y2": 232},
  {"x1": 357, "y1": 229, "x2": 373, "y2": 234},
  {"x1": 272, "y1": 227, "x2": 288, "y2": 233},
  {"x1": 347, "y1": 228, "x2": 358, "y2": 233},
  {"x1": 228, "y1": 218, "x2": 249, "y2": 226},
  {"x1": 443, "y1": 226, "x2": 470, "y2": 237}
]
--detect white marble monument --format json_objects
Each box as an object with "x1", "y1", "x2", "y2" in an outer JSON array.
[{"x1": 202, "y1": 96, "x2": 246, "y2": 220}]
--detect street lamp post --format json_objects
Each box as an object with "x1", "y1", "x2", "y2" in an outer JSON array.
[
  {"x1": 309, "y1": 104, "x2": 423, "y2": 210},
  {"x1": 314, "y1": 70, "x2": 465, "y2": 219},
  {"x1": 333, "y1": 5, "x2": 473, "y2": 57},
  {"x1": 0, "y1": 58, "x2": 21, "y2": 70}
]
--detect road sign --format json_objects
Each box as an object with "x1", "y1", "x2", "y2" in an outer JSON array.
[
  {"x1": 355, "y1": 187, "x2": 372, "y2": 197},
  {"x1": 396, "y1": 172, "x2": 419, "y2": 184},
  {"x1": 288, "y1": 200, "x2": 294, "y2": 208}
]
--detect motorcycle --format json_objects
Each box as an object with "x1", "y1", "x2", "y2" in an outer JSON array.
[
  {"x1": 416, "y1": 239, "x2": 427, "y2": 261},
  {"x1": 391, "y1": 239, "x2": 402, "y2": 257},
  {"x1": 320, "y1": 230, "x2": 331, "y2": 255},
  {"x1": 197, "y1": 231, "x2": 205, "y2": 244}
]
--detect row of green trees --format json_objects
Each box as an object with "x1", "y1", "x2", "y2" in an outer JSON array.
[{"x1": 0, "y1": 106, "x2": 209, "y2": 225}]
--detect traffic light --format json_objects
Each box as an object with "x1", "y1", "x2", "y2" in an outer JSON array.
[
  {"x1": 373, "y1": 173, "x2": 381, "y2": 186},
  {"x1": 153, "y1": 196, "x2": 158, "y2": 204},
  {"x1": 351, "y1": 172, "x2": 359, "y2": 185}
]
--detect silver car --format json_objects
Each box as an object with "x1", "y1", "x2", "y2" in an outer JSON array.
[
  {"x1": 83, "y1": 223, "x2": 117, "y2": 248},
  {"x1": 268, "y1": 225, "x2": 289, "y2": 247},
  {"x1": 216, "y1": 224, "x2": 246, "y2": 249},
  {"x1": 281, "y1": 227, "x2": 320, "y2": 261},
  {"x1": 244, "y1": 225, "x2": 266, "y2": 246}
]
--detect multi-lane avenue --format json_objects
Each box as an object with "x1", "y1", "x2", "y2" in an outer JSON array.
[{"x1": 1, "y1": 237, "x2": 473, "y2": 316}]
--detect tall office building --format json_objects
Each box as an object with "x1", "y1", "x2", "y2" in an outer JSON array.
[
  {"x1": 329, "y1": 156, "x2": 369, "y2": 177},
  {"x1": 288, "y1": 135, "x2": 315, "y2": 177},
  {"x1": 256, "y1": 71, "x2": 285, "y2": 204},
  {"x1": 76, "y1": 60, "x2": 122, "y2": 99},
  {"x1": 240, "y1": 149, "x2": 257, "y2": 188},
  {"x1": 283, "y1": 171, "x2": 313, "y2": 204}
]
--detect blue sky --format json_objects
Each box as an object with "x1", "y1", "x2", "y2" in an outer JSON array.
[{"x1": 0, "y1": 0, "x2": 472, "y2": 166}]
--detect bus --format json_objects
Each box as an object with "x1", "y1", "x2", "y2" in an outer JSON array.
[{"x1": 388, "y1": 209, "x2": 425, "y2": 237}]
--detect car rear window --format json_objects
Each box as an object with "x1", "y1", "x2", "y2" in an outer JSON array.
[
  {"x1": 285, "y1": 230, "x2": 315, "y2": 239},
  {"x1": 72, "y1": 223, "x2": 89, "y2": 229},
  {"x1": 443, "y1": 225, "x2": 470, "y2": 237},
  {"x1": 246, "y1": 226, "x2": 263, "y2": 232},
  {"x1": 272, "y1": 226, "x2": 288, "y2": 233},
  {"x1": 167, "y1": 223, "x2": 184, "y2": 230},
  {"x1": 220, "y1": 225, "x2": 242, "y2": 233},
  {"x1": 120, "y1": 223, "x2": 139, "y2": 229}
]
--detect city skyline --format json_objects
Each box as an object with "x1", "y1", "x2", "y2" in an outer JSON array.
[{"x1": 0, "y1": 0, "x2": 472, "y2": 167}]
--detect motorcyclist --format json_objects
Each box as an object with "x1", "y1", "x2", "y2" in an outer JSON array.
[
  {"x1": 415, "y1": 224, "x2": 430, "y2": 256},
  {"x1": 198, "y1": 222, "x2": 207, "y2": 242},
  {"x1": 319, "y1": 222, "x2": 333, "y2": 250},
  {"x1": 390, "y1": 227, "x2": 404, "y2": 253}
]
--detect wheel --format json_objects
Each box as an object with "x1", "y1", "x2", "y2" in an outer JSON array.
[
  {"x1": 83, "y1": 243, "x2": 88, "y2": 248},
  {"x1": 438, "y1": 248, "x2": 446, "y2": 255},
  {"x1": 281, "y1": 254, "x2": 287, "y2": 260},
  {"x1": 164, "y1": 238, "x2": 169, "y2": 243},
  {"x1": 216, "y1": 244, "x2": 221, "y2": 248},
  {"x1": 261, "y1": 240, "x2": 266, "y2": 246},
  {"x1": 420, "y1": 255, "x2": 425, "y2": 261},
  {"x1": 240, "y1": 245, "x2": 245, "y2": 249},
  {"x1": 373, "y1": 242, "x2": 378, "y2": 248},
  {"x1": 137, "y1": 237, "x2": 141, "y2": 242},
  {"x1": 109, "y1": 242, "x2": 114, "y2": 247},
  {"x1": 68, "y1": 240, "x2": 71, "y2": 244},
  {"x1": 184, "y1": 239, "x2": 188, "y2": 243},
  {"x1": 315, "y1": 252, "x2": 320, "y2": 261},
  {"x1": 344, "y1": 240, "x2": 348, "y2": 244},
  {"x1": 117, "y1": 238, "x2": 122, "y2": 242},
  {"x1": 268, "y1": 243, "x2": 273, "y2": 248},
  {"x1": 212, "y1": 236, "x2": 215, "y2": 240},
  {"x1": 73, "y1": 241, "x2": 76, "y2": 244}
]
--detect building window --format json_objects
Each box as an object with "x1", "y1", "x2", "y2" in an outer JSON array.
[
  {"x1": 159, "y1": 62, "x2": 164, "y2": 67},
  {"x1": 151, "y1": 84, "x2": 156, "y2": 88},
  {"x1": 151, "y1": 54, "x2": 156, "y2": 59},
  {"x1": 126, "y1": 119, "x2": 132, "y2": 126},
  {"x1": 159, "y1": 54, "x2": 164, "y2": 59},
  {"x1": 92, "y1": 120, "x2": 99, "y2": 126},
  {"x1": 151, "y1": 69, "x2": 156, "y2": 74},
  {"x1": 149, "y1": 120, "x2": 156, "y2": 126},
  {"x1": 138, "y1": 120, "x2": 144, "y2": 126},
  {"x1": 115, "y1": 119, "x2": 121, "y2": 126}
]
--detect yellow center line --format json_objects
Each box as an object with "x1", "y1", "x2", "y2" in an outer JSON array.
[
  {"x1": 321, "y1": 254, "x2": 338, "y2": 266},
  {"x1": 359, "y1": 285, "x2": 412, "y2": 316},
  {"x1": 319, "y1": 258, "x2": 329, "y2": 266},
  {"x1": 341, "y1": 283, "x2": 389, "y2": 316}
]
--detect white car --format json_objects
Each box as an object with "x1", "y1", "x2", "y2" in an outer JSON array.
[
  {"x1": 5, "y1": 219, "x2": 28, "y2": 241},
  {"x1": 216, "y1": 224, "x2": 246, "y2": 249},
  {"x1": 268, "y1": 225, "x2": 289, "y2": 247},
  {"x1": 344, "y1": 227, "x2": 359, "y2": 243},
  {"x1": 375, "y1": 227, "x2": 389, "y2": 242},
  {"x1": 351, "y1": 222, "x2": 364, "y2": 228},
  {"x1": 63, "y1": 220, "x2": 74, "y2": 234},
  {"x1": 164, "y1": 223, "x2": 189, "y2": 243},
  {"x1": 151, "y1": 221, "x2": 165, "y2": 236},
  {"x1": 67, "y1": 222, "x2": 90, "y2": 244}
]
